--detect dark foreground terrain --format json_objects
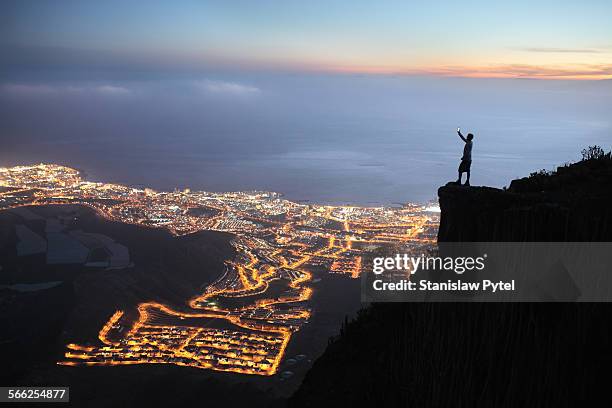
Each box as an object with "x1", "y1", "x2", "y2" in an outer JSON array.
[
  {"x1": 3, "y1": 151, "x2": 612, "y2": 406},
  {"x1": 0, "y1": 205, "x2": 289, "y2": 406},
  {"x1": 0, "y1": 204, "x2": 362, "y2": 406},
  {"x1": 290, "y1": 151, "x2": 612, "y2": 406}
]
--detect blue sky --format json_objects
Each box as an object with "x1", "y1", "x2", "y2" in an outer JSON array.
[{"x1": 2, "y1": 0, "x2": 612, "y2": 78}]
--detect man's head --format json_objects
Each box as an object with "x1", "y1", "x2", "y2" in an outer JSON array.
[{"x1": 467, "y1": 133, "x2": 474, "y2": 141}]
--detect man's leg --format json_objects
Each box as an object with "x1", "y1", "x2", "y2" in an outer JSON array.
[
  {"x1": 457, "y1": 171, "x2": 462, "y2": 184},
  {"x1": 464, "y1": 170, "x2": 470, "y2": 186}
]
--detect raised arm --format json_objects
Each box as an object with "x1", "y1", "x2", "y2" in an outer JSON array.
[{"x1": 457, "y1": 129, "x2": 467, "y2": 142}]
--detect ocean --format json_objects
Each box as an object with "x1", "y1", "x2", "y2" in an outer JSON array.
[{"x1": 1, "y1": 74, "x2": 610, "y2": 205}]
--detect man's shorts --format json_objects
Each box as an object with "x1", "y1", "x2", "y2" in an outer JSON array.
[{"x1": 458, "y1": 159, "x2": 472, "y2": 172}]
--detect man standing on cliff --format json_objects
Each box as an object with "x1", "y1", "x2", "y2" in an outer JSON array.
[{"x1": 456, "y1": 127, "x2": 474, "y2": 186}]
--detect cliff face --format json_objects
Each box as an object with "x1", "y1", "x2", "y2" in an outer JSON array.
[
  {"x1": 438, "y1": 158, "x2": 612, "y2": 242},
  {"x1": 289, "y1": 155, "x2": 612, "y2": 407}
]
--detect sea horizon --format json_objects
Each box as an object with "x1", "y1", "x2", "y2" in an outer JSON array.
[{"x1": 2, "y1": 74, "x2": 611, "y2": 206}]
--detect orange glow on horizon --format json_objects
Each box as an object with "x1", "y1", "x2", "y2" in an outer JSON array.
[{"x1": 317, "y1": 63, "x2": 612, "y2": 80}]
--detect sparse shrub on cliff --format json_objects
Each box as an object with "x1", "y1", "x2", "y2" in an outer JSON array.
[
  {"x1": 581, "y1": 145, "x2": 607, "y2": 161},
  {"x1": 529, "y1": 168, "x2": 554, "y2": 178},
  {"x1": 521, "y1": 145, "x2": 611, "y2": 187}
]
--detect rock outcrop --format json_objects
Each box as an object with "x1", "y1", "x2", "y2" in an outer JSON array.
[
  {"x1": 289, "y1": 154, "x2": 612, "y2": 407},
  {"x1": 438, "y1": 157, "x2": 612, "y2": 242}
]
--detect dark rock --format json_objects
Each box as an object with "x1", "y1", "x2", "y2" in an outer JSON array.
[
  {"x1": 438, "y1": 157, "x2": 612, "y2": 242},
  {"x1": 290, "y1": 155, "x2": 612, "y2": 407}
]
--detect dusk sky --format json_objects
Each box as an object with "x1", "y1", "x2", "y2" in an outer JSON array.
[
  {"x1": 2, "y1": 0, "x2": 612, "y2": 79},
  {"x1": 2, "y1": 1, "x2": 611, "y2": 204}
]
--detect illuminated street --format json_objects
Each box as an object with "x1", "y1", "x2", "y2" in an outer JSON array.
[{"x1": 1, "y1": 163, "x2": 439, "y2": 375}]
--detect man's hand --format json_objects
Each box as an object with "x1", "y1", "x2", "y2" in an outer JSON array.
[{"x1": 457, "y1": 128, "x2": 467, "y2": 142}]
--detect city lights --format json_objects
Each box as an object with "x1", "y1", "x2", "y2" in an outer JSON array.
[{"x1": 1, "y1": 163, "x2": 438, "y2": 375}]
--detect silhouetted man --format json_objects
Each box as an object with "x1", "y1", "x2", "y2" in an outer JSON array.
[{"x1": 456, "y1": 128, "x2": 474, "y2": 186}]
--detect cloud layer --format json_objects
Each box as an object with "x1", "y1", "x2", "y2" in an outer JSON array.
[
  {"x1": 197, "y1": 80, "x2": 260, "y2": 96},
  {"x1": 418, "y1": 64, "x2": 612, "y2": 80},
  {"x1": 1, "y1": 83, "x2": 132, "y2": 96},
  {"x1": 518, "y1": 47, "x2": 603, "y2": 54}
]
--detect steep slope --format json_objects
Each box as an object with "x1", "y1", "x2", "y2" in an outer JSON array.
[
  {"x1": 289, "y1": 154, "x2": 612, "y2": 407},
  {"x1": 438, "y1": 157, "x2": 612, "y2": 241}
]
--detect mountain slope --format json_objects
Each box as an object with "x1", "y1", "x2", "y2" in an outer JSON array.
[{"x1": 289, "y1": 153, "x2": 612, "y2": 407}]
